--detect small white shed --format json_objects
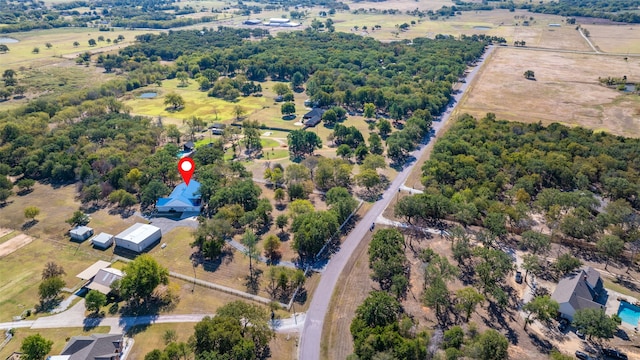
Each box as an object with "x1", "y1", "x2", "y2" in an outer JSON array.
[
  {"x1": 69, "y1": 226, "x2": 94, "y2": 241},
  {"x1": 114, "y1": 223, "x2": 161, "y2": 253},
  {"x1": 91, "y1": 232, "x2": 114, "y2": 250}
]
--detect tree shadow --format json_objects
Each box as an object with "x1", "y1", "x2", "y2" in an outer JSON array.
[
  {"x1": 527, "y1": 332, "x2": 553, "y2": 354},
  {"x1": 245, "y1": 268, "x2": 263, "y2": 295},
  {"x1": 201, "y1": 248, "x2": 234, "y2": 273},
  {"x1": 277, "y1": 232, "x2": 290, "y2": 242},
  {"x1": 82, "y1": 312, "x2": 105, "y2": 331},
  {"x1": 17, "y1": 189, "x2": 34, "y2": 196},
  {"x1": 21, "y1": 219, "x2": 38, "y2": 231},
  {"x1": 108, "y1": 207, "x2": 135, "y2": 219}
]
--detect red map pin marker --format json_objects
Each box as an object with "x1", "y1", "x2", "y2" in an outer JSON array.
[{"x1": 178, "y1": 157, "x2": 195, "y2": 185}]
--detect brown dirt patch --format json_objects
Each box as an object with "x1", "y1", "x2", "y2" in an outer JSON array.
[
  {"x1": 0, "y1": 233, "x2": 34, "y2": 258},
  {"x1": 458, "y1": 47, "x2": 640, "y2": 137}
]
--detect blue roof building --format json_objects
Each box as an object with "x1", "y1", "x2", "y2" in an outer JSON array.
[{"x1": 156, "y1": 180, "x2": 202, "y2": 213}]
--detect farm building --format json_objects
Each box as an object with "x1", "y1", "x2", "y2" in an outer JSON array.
[
  {"x1": 210, "y1": 123, "x2": 226, "y2": 135},
  {"x1": 243, "y1": 19, "x2": 262, "y2": 25},
  {"x1": 91, "y1": 232, "x2": 114, "y2": 250},
  {"x1": 303, "y1": 108, "x2": 325, "y2": 128},
  {"x1": 69, "y1": 226, "x2": 93, "y2": 241},
  {"x1": 114, "y1": 223, "x2": 162, "y2": 253},
  {"x1": 269, "y1": 18, "x2": 290, "y2": 23},
  {"x1": 156, "y1": 180, "x2": 202, "y2": 213}
]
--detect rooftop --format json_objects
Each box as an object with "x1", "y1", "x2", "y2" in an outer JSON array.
[
  {"x1": 552, "y1": 267, "x2": 606, "y2": 312},
  {"x1": 115, "y1": 223, "x2": 161, "y2": 244},
  {"x1": 70, "y1": 226, "x2": 93, "y2": 236},
  {"x1": 91, "y1": 232, "x2": 113, "y2": 245},
  {"x1": 76, "y1": 260, "x2": 112, "y2": 280},
  {"x1": 86, "y1": 268, "x2": 123, "y2": 294},
  {"x1": 156, "y1": 180, "x2": 201, "y2": 208},
  {"x1": 60, "y1": 334, "x2": 122, "y2": 360}
]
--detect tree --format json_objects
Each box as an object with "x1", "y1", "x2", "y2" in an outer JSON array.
[
  {"x1": 522, "y1": 295, "x2": 559, "y2": 330},
  {"x1": 164, "y1": 93, "x2": 184, "y2": 110},
  {"x1": 292, "y1": 210, "x2": 339, "y2": 259},
  {"x1": 20, "y1": 334, "x2": 53, "y2": 360},
  {"x1": 423, "y1": 277, "x2": 450, "y2": 322},
  {"x1": 241, "y1": 229, "x2": 259, "y2": 277},
  {"x1": 120, "y1": 254, "x2": 169, "y2": 304},
  {"x1": 476, "y1": 330, "x2": 509, "y2": 360},
  {"x1": 176, "y1": 71, "x2": 189, "y2": 87},
  {"x1": 39, "y1": 276, "x2": 65, "y2": 304},
  {"x1": 521, "y1": 230, "x2": 551, "y2": 254},
  {"x1": 85, "y1": 289, "x2": 107, "y2": 313},
  {"x1": 291, "y1": 71, "x2": 304, "y2": 90},
  {"x1": 73, "y1": 41, "x2": 80, "y2": 47},
  {"x1": 233, "y1": 105, "x2": 246, "y2": 121},
  {"x1": 287, "y1": 129, "x2": 322, "y2": 159},
  {"x1": 322, "y1": 109, "x2": 338, "y2": 126},
  {"x1": 141, "y1": 180, "x2": 170, "y2": 208},
  {"x1": 572, "y1": 308, "x2": 619, "y2": 341},
  {"x1": 0, "y1": 44, "x2": 9, "y2": 53},
  {"x1": 24, "y1": 206, "x2": 40, "y2": 221},
  {"x1": 377, "y1": 119, "x2": 391, "y2": 137},
  {"x1": 42, "y1": 262, "x2": 65, "y2": 279},
  {"x1": 16, "y1": 179, "x2": 35, "y2": 193},
  {"x1": 336, "y1": 144, "x2": 353, "y2": 160},
  {"x1": 523, "y1": 70, "x2": 535, "y2": 79},
  {"x1": 276, "y1": 214, "x2": 288, "y2": 233},
  {"x1": 353, "y1": 291, "x2": 401, "y2": 328},
  {"x1": 45, "y1": 42, "x2": 52, "y2": 49},
  {"x1": 194, "y1": 218, "x2": 232, "y2": 259},
  {"x1": 597, "y1": 235, "x2": 625, "y2": 270},
  {"x1": 65, "y1": 210, "x2": 89, "y2": 227},
  {"x1": 554, "y1": 253, "x2": 582, "y2": 277},
  {"x1": 356, "y1": 169, "x2": 381, "y2": 193},
  {"x1": 369, "y1": 229, "x2": 407, "y2": 296},
  {"x1": 364, "y1": 103, "x2": 375, "y2": 119},
  {"x1": 274, "y1": 188, "x2": 286, "y2": 205},
  {"x1": 281, "y1": 102, "x2": 295, "y2": 116},
  {"x1": 263, "y1": 234, "x2": 281, "y2": 262},
  {"x1": 272, "y1": 83, "x2": 289, "y2": 96},
  {"x1": 88, "y1": 39, "x2": 96, "y2": 46},
  {"x1": 522, "y1": 254, "x2": 542, "y2": 281},
  {"x1": 368, "y1": 132, "x2": 383, "y2": 155},
  {"x1": 362, "y1": 154, "x2": 386, "y2": 171},
  {"x1": 455, "y1": 287, "x2": 485, "y2": 322},
  {"x1": 32, "y1": 47, "x2": 40, "y2": 54}
]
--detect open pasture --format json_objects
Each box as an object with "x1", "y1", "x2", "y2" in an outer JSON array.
[
  {"x1": 458, "y1": 47, "x2": 640, "y2": 137},
  {"x1": 585, "y1": 24, "x2": 640, "y2": 53},
  {"x1": 0, "y1": 27, "x2": 158, "y2": 72}
]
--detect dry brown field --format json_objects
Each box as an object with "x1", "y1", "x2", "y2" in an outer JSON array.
[
  {"x1": 458, "y1": 47, "x2": 640, "y2": 137},
  {"x1": 584, "y1": 24, "x2": 640, "y2": 53}
]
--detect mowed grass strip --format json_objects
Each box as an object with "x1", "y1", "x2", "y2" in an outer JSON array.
[{"x1": 0, "y1": 326, "x2": 110, "y2": 359}]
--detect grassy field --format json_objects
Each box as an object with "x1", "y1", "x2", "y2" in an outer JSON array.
[
  {"x1": 0, "y1": 28, "x2": 158, "y2": 73},
  {"x1": 0, "y1": 237, "x2": 111, "y2": 322},
  {"x1": 458, "y1": 47, "x2": 640, "y2": 137},
  {"x1": 585, "y1": 24, "x2": 640, "y2": 53},
  {"x1": 0, "y1": 327, "x2": 110, "y2": 359}
]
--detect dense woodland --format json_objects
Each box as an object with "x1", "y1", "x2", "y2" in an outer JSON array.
[{"x1": 396, "y1": 114, "x2": 640, "y2": 254}]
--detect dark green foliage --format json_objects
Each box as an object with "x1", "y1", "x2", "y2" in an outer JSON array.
[
  {"x1": 287, "y1": 130, "x2": 322, "y2": 159},
  {"x1": 292, "y1": 210, "x2": 339, "y2": 259},
  {"x1": 120, "y1": 254, "x2": 169, "y2": 304},
  {"x1": 368, "y1": 229, "x2": 408, "y2": 297},
  {"x1": 20, "y1": 334, "x2": 53, "y2": 360},
  {"x1": 572, "y1": 308, "x2": 619, "y2": 340}
]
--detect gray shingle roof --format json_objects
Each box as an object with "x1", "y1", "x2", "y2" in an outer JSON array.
[
  {"x1": 61, "y1": 334, "x2": 122, "y2": 360},
  {"x1": 552, "y1": 267, "x2": 605, "y2": 312}
]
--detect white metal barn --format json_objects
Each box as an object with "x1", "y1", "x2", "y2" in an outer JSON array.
[
  {"x1": 91, "y1": 232, "x2": 114, "y2": 250},
  {"x1": 114, "y1": 223, "x2": 161, "y2": 253}
]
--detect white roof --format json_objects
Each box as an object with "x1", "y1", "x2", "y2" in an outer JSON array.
[
  {"x1": 91, "y1": 232, "x2": 113, "y2": 244},
  {"x1": 70, "y1": 226, "x2": 93, "y2": 236},
  {"x1": 47, "y1": 356, "x2": 71, "y2": 360},
  {"x1": 76, "y1": 260, "x2": 111, "y2": 280},
  {"x1": 116, "y1": 223, "x2": 160, "y2": 244}
]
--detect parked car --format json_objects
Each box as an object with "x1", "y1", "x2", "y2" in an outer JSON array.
[
  {"x1": 557, "y1": 320, "x2": 568, "y2": 332},
  {"x1": 575, "y1": 350, "x2": 592, "y2": 360},
  {"x1": 515, "y1": 271, "x2": 523, "y2": 284},
  {"x1": 576, "y1": 329, "x2": 585, "y2": 338},
  {"x1": 603, "y1": 348, "x2": 628, "y2": 360}
]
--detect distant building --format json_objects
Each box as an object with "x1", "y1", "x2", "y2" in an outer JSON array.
[
  {"x1": 303, "y1": 108, "x2": 325, "y2": 128},
  {"x1": 156, "y1": 180, "x2": 202, "y2": 213},
  {"x1": 69, "y1": 226, "x2": 93, "y2": 241},
  {"x1": 269, "y1": 18, "x2": 290, "y2": 23},
  {"x1": 275, "y1": 95, "x2": 284, "y2": 102},
  {"x1": 210, "y1": 123, "x2": 226, "y2": 135},
  {"x1": 114, "y1": 223, "x2": 162, "y2": 253},
  {"x1": 243, "y1": 19, "x2": 262, "y2": 25},
  {"x1": 263, "y1": 18, "x2": 300, "y2": 27},
  {"x1": 549, "y1": 23, "x2": 561, "y2": 27},
  {"x1": 551, "y1": 267, "x2": 607, "y2": 321},
  {"x1": 91, "y1": 232, "x2": 114, "y2": 250},
  {"x1": 183, "y1": 141, "x2": 195, "y2": 152},
  {"x1": 52, "y1": 333, "x2": 124, "y2": 360}
]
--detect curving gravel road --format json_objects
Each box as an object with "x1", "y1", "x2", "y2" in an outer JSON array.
[{"x1": 298, "y1": 44, "x2": 496, "y2": 360}]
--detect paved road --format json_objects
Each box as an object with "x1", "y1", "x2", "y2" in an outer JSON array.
[
  {"x1": 298, "y1": 44, "x2": 496, "y2": 359},
  {"x1": 0, "y1": 300, "x2": 305, "y2": 334}
]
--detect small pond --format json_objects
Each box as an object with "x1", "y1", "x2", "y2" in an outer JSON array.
[
  {"x1": 622, "y1": 84, "x2": 637, "y2": 93},
  {"x1": 139, "y1": 92, "x2": 158, "y2": 99},
  {"x1": 473, "y1": 26, "x2": 492, "y2": 30},
  {"x1": 0, "y1": 37, "x2": 19, "y2": 44}
]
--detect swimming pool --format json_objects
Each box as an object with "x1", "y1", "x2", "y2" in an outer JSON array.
[{"x1": 617, "y1": 301, "x2": 640, "y2": 326}]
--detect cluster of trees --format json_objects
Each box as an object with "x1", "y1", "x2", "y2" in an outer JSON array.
[
  {"x1": 439, "y1": 325, "x2": 509, "y2": 360},
  {"x1": 407, "y1": 114, "x2": 640, "y2": 250},
  {"x1": 38, "y1": 262, "x2": 66, "y2": 310},
  {"x1": 121, "y1": 29, "x2": 488, "y2": 122},
  {"x1": 144, "y1": 301, "x2": 274, "y2": 360},
  {"x1": 368, "y1": 229, "x2": 409, "y2": 298},
  {"x1": 529, "y1": 0, "x2": 640, "y2": 23}
]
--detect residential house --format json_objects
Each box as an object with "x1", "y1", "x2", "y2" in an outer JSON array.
[
  {"x1": 50, "y1": 334, "x2": 123, "y2": 360},
  {"x1": 155, "y1": 180, "x2": 202, "y2": 213},
  {"x1": 303, "y1": 108, "x2": 325, "y2": 128},
  {"x1": 551, "y1": 267, "x2": 607, "y2": 321}
]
